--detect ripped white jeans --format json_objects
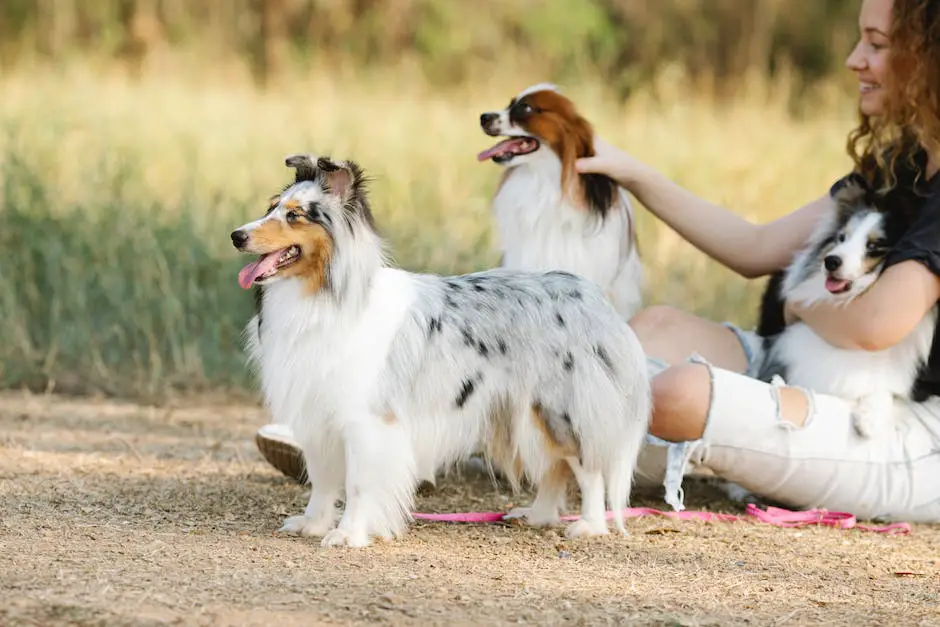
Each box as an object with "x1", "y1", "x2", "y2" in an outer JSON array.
[{"x1": 635, "y1": 324, "x2": 940, "y2": 524}]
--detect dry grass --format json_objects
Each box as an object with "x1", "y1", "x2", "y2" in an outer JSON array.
[
  {"x1": 1, "y1": 391, "x2": 939, "y2": 626},
  {"x1": 1, "y1": 63, "x2": 860, "y2": 398}
]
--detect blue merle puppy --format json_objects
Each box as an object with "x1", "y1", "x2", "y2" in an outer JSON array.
[{"x1": 231, "y1": 153, "x2": 652, "y2": 548}]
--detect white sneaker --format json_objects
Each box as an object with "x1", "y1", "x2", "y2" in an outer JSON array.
[{"x1": 255, "y1": 424, "x2": 308, "y2": 484}]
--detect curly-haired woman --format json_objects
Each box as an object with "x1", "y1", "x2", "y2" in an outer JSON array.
[{"x1": 578, "y1": 0, "x2": 940, "y2": 522}]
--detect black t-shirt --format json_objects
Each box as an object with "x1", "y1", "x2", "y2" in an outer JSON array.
[{"x1": 830, "y1": 153, "x2": 940, "y2": 401}]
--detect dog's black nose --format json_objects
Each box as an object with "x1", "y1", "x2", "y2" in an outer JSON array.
[
  {"x1": 231, "y1": 229, "x2": 249, "y2": 248},
  {"x1": 824, "y1": 255, "x2": 842, "y2": 272},
  {"x1": 480, "y1": 112, "x2": 498, "y2": 127}
]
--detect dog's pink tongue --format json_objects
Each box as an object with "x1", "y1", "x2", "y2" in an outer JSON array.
[
  {"x1": 477, "y1": 138, "x2": 524, "y2": 161},
  {"x1": 825, "y1": 276, "x2": 849, "y2": 293},
  {"x1": 238, "y1": 252, "x2": 281, "y2": 290}
]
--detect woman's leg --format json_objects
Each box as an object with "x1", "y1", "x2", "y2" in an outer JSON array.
[
  {"x1": 628, "y1": 305, "x2": 761, "y2": 500},
  {"x1": 651, "y1": 358, "x2": 940, "y2": 522},
  {"x1": 628, "y1": 305, "x2": 752, "y2": 372},
  {"x1": 650, "y1": 363, "x2": 810, "y2": 442}
]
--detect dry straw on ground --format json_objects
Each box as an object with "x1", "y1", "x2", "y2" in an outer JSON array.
[{"x1": 1, "y1": 391, "x2": 938, "y2": 626}]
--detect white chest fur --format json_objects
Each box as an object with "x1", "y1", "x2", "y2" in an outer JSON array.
[
  {"x1": 492, "y1": 162, "x2": 643, "y2": 318},
  {"x1": 773, "y1": 308, "x2": 937, "y2": 400},
  {"x1": 250, "y1": 270, "x2": 416, "y2": 436}
]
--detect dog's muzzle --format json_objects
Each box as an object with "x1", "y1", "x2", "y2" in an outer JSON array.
[
  {"x1": 824, "y1": 255, "x2": 842, "y2": 272},
  {"x1": 480, "y1": 112, "x2": 502, "y2": 136},
  {"x1": 231, "y1": 229, "x2": 249, "y2": 250}
]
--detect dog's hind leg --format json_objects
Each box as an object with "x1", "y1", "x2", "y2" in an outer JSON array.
[
  {"x1": 562, "y1": 456, "x2": 610, "y2": 538},
  {"x1": 505, "y1": 460, "x2": 569, "y2": 527},
  {"x1": 321, "y1": 414, "x2": 417, "y2": 548}
]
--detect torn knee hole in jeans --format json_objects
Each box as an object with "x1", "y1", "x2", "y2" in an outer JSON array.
[{"x1": 769, "y1": 378, "x2": 815, "y2": 429}]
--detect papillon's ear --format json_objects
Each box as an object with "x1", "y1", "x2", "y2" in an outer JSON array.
[
  {"x1": 315, "y1": 156, "x2": 363, "y2": 205},
  {"x1": 285, "y1": 153, "x2": 319, "y2": 183}
]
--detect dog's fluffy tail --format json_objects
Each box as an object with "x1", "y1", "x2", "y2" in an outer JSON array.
[
  {"x1": 605, "y1": 366, "x2": 652, "y2": 534},
  {"x1": 603, "y1": 329, "x2": 653, "y2": 533}
]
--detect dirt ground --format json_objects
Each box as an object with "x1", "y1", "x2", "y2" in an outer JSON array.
[{"x1": 1, "y1": 391, "x2": 939, "y2": 627}]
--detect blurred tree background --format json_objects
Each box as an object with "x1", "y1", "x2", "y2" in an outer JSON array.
[{"x1": 1, "y1": 0, "x2": 861, "y2": 98}]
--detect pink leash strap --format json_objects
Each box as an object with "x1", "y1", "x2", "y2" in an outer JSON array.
[{"x1": 411, "y1": 504, "x2": 911, "y2": 535}]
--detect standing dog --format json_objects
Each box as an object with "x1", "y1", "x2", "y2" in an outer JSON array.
[
  {"x1": 232, "y1": 153, "x2": 652, "y2": 547},
  {"x1": 754, "y1": 177, "x2": 936, "y2": 438},
  {"x1": 478, "y1": 83, "x2": 643, "y2": 319}
]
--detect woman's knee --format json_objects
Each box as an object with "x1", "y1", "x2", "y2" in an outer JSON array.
[
  {"x1": 777, "y1": 386, "x2": 811, "y2": 428},
  {"x1": 629, "y1": 305, "x2": 749, "y2": 372},
  {"x1": 629, "y1": 305, "x2": 689, "y2": 362},
  {"x1": 650, "y1": 363, "x2": 712, "y2": 442},
  {"x1": 629, "y1": 305, "x2": 685, "y2": 343}
]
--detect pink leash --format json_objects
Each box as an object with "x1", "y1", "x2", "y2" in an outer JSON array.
[{"x1": 412, "y1": 504, "x2": 911, "y2": 535}]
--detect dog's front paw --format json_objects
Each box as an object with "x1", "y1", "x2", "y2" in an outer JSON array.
[
  {"x1": 505, "y1": 506, "x2": 560, "y2": 527},
  {"x1": 321, "y1": 528, "x2": 371, "y2": 548},
  {"x1": 564, "y1": 518, "x2": 609, "y2": 539},
  {"x1": 852, "y1": 412, "x2": 874, "y2": 438},
  {"x1": 851, "y1": 400, "x2": 876, "y2": 439},
  {"x1": 277, "y1": 514, "x2": 334, "y2": 538}
]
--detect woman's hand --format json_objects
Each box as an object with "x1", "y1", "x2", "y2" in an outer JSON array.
[{"x1": 575, "y1": 136, "x2": 650, "y2": 189}]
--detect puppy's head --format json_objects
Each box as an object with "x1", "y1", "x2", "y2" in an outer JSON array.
[
  {"x1": 818, "y1": 179, "x2": 890, "y2": 295},
  {"x1": 230, "y1": 154, "x2": 373, "y2": 294}
]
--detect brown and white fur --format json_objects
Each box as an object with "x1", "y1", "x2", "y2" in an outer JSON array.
[
  {"x1": 754, "y1": 178, "x2": 937, "y2": 439},
  {"x1": 478, "y1": 83, "x2": 643, "y2": 319},
  {"x1": 231, "y1": 154, "x2": 652, "y2": 547}
]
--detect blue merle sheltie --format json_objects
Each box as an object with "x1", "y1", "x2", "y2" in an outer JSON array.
[{"x1": 230, "y1": 153, "x2": 652, "y2": 547}]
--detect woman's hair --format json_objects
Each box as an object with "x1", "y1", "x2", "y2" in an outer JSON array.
[{"x1": 847, "y1": 0, "x2": 940, "y2": 192}]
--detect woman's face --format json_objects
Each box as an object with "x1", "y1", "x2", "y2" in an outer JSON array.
[{"x1": 845, "y1": 0, "x2": 894, "y2": 116}]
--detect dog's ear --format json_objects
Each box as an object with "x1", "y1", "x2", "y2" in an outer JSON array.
[
  {"x1": 832, "y1": 174, "x2": 871, "y2": 209},
  {"x1": 315, "y1": 156, "x2": 362, "y2": 204},
  {"x1": 285, "y1": 153, "x2": 319, "y2": 183},
  {"x1": 315, "y1": 156, "x2": 375, "y2": 227}
]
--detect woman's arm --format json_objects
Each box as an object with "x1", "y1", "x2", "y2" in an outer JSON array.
[
  {"x1": 577, "y1": 137, "x2": 832, "y2": 279},
  {"x1": 786, "y1": 260, "x2": 940, "y2": 351}
]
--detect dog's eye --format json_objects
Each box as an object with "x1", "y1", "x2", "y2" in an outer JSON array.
[
  {"x1": 867, "y1": 239, "x2": 887, "y2": 252},
  {"x1": 286, "y1": 210, "x2": 301, "y2": 223},
  {"x1": 511, "y1": 102, "x2": 535, "y2": 117},
  {"x1": 837, "y1": 232, "x2": 846, "y2": 243}
]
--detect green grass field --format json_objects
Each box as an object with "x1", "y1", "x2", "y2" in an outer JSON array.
[{"x1": 0, "y1": 64, "x2": 861, "y2": 400}]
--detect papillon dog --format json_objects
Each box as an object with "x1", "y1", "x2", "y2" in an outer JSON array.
[
  {"x1": 754, "y1": 176, "x2": 936, "y2": 438},
  {"x1": 231, "y1": 153, "x2": 652, "y2": 547},
  {"x1": 478, "y1": 83, "x2": 643, "y2": 320}
]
